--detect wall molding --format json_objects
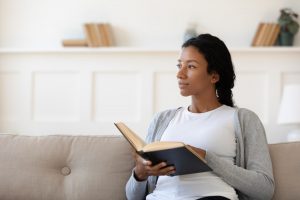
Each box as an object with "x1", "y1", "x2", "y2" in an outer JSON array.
[{"x1": 0, "y1": 48, "x2": 299, "y2": 143}]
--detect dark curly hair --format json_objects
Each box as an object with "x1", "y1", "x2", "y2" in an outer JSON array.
[{"x1": 182, "y1": 34, "x2": 236, "y2": 107}]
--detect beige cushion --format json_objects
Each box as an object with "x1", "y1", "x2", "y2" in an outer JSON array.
[
  {"x1": 269, "y1": 142, "x2": 300, "y2": 200},
  {"x1": 0, "y1": 134, "x2": 134, "y2": 200},
  {"x1": 1, "y1": 134, "x2": 299, "y2": 199}
]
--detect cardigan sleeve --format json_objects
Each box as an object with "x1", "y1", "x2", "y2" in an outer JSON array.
[
  {"x1": 125, "y1": 111, "x2": 161, "y2": 200},
  {"x1": 125, "y1": 109, "x2": 179, "y2": 200},
  {"x1": 205, "y1": 109, "x2": 274, "y2": 200},
  {"x1": 125, "y1": 170, "x2": 148, "y2": 200}
]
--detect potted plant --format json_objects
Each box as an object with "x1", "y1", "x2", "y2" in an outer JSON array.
[{"x1": 278, "y1": 8, "x2": 299, "y2": 46}]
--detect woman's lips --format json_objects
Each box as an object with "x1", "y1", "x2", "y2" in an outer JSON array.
[{"x1": 178, "y1": 82, "x2": 189, "y2": 89}]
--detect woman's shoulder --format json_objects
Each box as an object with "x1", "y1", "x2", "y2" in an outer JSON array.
[
  {"x1": 235, "y1": 107, "x2": 263, "y2": 129},
  {"x1": 236, "y1": 107, "x2": 260, "y2": 119},
  {"x1": 154, "y1": 107, "x2": 183, "y2": 119}
]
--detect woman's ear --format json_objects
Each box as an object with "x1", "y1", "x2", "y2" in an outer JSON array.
[{"x1": 211, "y1": 72, "x2": 220, "y2": 84}]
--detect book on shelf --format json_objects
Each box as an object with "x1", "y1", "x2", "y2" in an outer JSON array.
[
  {"x1": 103, "y1": 23, "x2": 113, "y2": 46},
  {"x1": 261, "y1": 23, "x2": 272, "y2": 46},
  {"x1": 97, "y1": 24, "x2": 108, "y2": 46},
  {"x1": 84, "y1": 23, "x2": 96, "y2": 47},
  {"x1": 97, "y1": 23, "x2": 114, "y2": 47},
  {"x1": 91, "y1": 23, "x2": 103, "y2": 47},
  {"x1": 269, "y1": 24, "x2": 280, "y2": 46},
  {"x1": 62, "y1": 39, "x2": 87, "y2": 47},
  {"x1": 251, "y1": 23, "x2": 264, "y2": 46},
  {"x1": 83, "y1": 23, "x2": 114, "y2": 47},
  {"x1": 252, "y1": 22, "x2": 280, "y2": 46},
  {"x1": 114, "y1": 122, "x2": 212, "y2": 176}
]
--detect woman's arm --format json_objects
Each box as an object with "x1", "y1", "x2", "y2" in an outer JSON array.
[
  {"x1": 125, "y1": 170, "x2": 148, "y2": 200},
  {"x1": 125, "y1": 109, "x2": 178, "y2": 200},
  {"x1": 125, "y1": 158, "x2": 175, "y2": 200},
  {"x1": 205, "y1": 109, "x2": 274, "y2": 200}
]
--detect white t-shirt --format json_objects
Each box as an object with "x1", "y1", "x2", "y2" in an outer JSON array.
[{"x1": 146, "y1": 105, "x2": 238, "y2": 200}]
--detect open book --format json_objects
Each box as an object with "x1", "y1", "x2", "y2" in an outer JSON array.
[{"x1": 114, "y1": 122, "x2": 212, "y2": 176}]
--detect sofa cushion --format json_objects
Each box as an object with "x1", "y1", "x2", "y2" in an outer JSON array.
[
  {"x1": 0, "y1": 134, "x2": 134, "y2": 200},
  {"x1": 269, "y1": 142, "x2": 300, "y2": 200}
]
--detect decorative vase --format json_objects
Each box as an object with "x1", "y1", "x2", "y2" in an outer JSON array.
[
  {"x1": 183, "y1": 23, "x2": 197, "y2": 42},
  {"x1": 278, "y1": 31, "x2": 294, "y2": 46}
]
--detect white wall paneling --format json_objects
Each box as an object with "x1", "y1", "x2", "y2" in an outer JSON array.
[
  {"x1": 32, "y1": 71, "x2": 81, "y2": 122},
  {"x1": 0, "y1": 48, "x2": 299, "y2": 143},
  {"x1": 233, "y1": 71, "x2": 269, "y2": 124},
  {"x1": 0, "y1": 72, "x2": 23, "y2": 121},
  {"x1": 92, "y1": 71, "x2": 141, "y2": 122}
]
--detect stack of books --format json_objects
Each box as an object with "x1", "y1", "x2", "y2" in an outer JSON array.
[
  {"x1": 62, "y1": 23, "x2": 114, "y2": 47},
  {"x1": 251, "y1": 23, "x2": 281, "y2": 46}
]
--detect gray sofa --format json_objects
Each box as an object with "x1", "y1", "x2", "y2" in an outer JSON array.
[{"x1": 0, "y1": 134, "x2": 299, "y2": 200}]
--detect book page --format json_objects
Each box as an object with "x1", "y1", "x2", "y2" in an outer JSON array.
[
  {"x1": 143, "y1": 141, "x2": 184, "y2": 152},
  {"x1": 114, "y1": 122, "x2": 146, "y2": 152}
]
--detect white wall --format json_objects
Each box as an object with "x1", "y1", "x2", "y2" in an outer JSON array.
[
  {"x1": 0, "y1": 0, "x2": 300, "y2": 143},
  {"x1": 0, "y1": 0, "x2": 300, "y2": 48}
]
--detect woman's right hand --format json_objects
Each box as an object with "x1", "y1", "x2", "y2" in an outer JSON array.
[{"x1": 133, "y1": 153, "x2": 176, "y2": 181}]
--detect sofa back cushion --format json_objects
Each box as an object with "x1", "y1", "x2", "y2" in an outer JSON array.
[
  {"x1": 1, "y1": 134, "x2": 299, "y2": 200},
  {"x1": 0, "y1": 134, "x2": 134, "y2": 200},
  {"x1": 269, "y1": 142, "x2": 300, "y2": 200}
]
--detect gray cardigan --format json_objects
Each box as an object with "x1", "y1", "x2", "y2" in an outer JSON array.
[{"x1": 126, "y1": 108, "x2": 275, "y2": 200}]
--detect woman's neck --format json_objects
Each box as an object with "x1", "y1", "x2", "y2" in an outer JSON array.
[{"x1": 189, "y1": 95, "x2": 222, "y2": 113}]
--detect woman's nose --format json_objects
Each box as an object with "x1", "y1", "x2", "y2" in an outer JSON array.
[{"x1": 177, "y1": 66, "x2": 187, "y2": 79}]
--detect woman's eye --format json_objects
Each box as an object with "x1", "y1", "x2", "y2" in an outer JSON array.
[{"x1": 188, "y1": 65, "x2": 195, "y2": 69}]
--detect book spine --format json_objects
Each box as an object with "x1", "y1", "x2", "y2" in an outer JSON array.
[
  {"x1": 269, "y1": 24, "x2": 280, "y2": 46},
  {"x1": 96, "y1": 23, "x2": 105, "y2": 46},
  {"x1": 262, "y1": 23, "x2": 272, "y2": 46},
  {"x1": 84, "y1": 23, "x2": 94, "y2": 47},
  {"x1": 252, "y1": 23, "x2": 263, "y2": 46},
  {"x1": 99, "y1": 24, "x2": 109, "y2": 46},
  {"x1": 103, "y1": 23, "x2": 113, "y2": 46},
  {"x1": 62, "y1": 39, "x2": 87, "y2": 47},
  {"x1": 254, "y1": 23, "x2": 267, "y2": 46},
  {"x1": 263, "y1": 23, "x2": 274, "y2": 46},
  {"x1": 91, "y1": 23, "x2": 102, "y2": 47}
]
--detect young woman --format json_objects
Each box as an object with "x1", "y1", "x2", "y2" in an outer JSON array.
[{"x1": 125, "y1": 34, "x2": 274, "y2": 200}]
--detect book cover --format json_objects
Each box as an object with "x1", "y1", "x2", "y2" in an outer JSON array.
[
  {"x1": 141, "y1": 146, "x2": 212, "y2": 176},
  {"x1": 252, "y1": 23, "x2": 263, "y2": 46},
  {"x1": 114, "y1": 122, "x2": 212, "y2": 176}
]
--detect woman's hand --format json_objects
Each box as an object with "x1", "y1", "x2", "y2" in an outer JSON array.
[{"x1": 133, "y1": 153, "x2": 176, "y2": 181}]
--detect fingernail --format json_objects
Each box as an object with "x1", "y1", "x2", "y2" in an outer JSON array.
[{"x1": 142, "y1": 160, "x2": 148, "y2": 165}]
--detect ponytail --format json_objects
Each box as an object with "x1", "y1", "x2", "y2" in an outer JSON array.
[{"x1": 217, "y1": 87, "x2": 234, "y2": 107}]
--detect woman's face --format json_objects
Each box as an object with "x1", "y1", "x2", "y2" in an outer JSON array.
[{"x1": 176, "y1": 46, "x2": 218, "y2": 97}]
